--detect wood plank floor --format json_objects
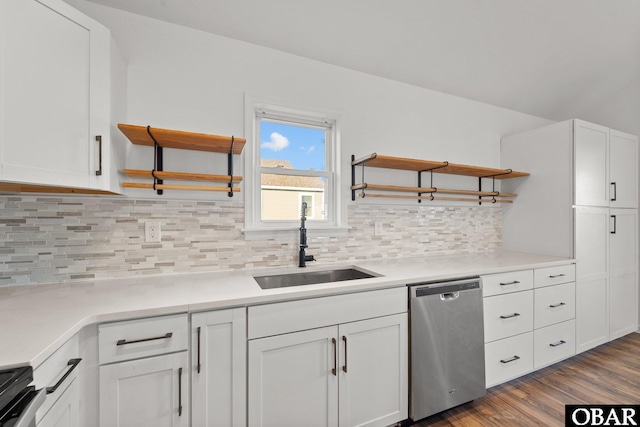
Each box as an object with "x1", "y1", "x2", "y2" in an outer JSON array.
[{"x1": 413, "y1": 333, "x2": 640, "y2": 426}]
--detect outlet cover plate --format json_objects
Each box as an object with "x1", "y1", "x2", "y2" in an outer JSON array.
[{"x1": 145, "y1": 221, "x2": 161, "y2": 243}]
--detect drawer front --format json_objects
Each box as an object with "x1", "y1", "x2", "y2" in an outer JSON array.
[
  {"x1": 534, "y1": 320, "x2": 576, "y2": 369},
  {"x1": 34, "y1": 334, "x2": 80, "y2": 420},
  {"x1": 534, "y1": 264, "x2": 576, "y2": 288},
  {"x1": 484, "y1": 291, "x2": 534, "y2": 343},
  {"x1": 248, "y1": 287, "x2": 406, "y2": 339},
  {"x1": 485, "y1": 332, "x2": 533, "y2": 388},
  {"x1": 482, "y1": 270, "x2": 533, "y2": 297},
  {"x1": 534, "y1": 282, "x2": 575, "y2": 329},
  {"x1": 99, "y1": 313, "x2": 188, "y2": 364}
]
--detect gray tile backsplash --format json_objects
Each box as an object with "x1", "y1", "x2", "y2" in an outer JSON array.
[{"x1": 0, "y1": 196, "x2": 501, "y2": 286}]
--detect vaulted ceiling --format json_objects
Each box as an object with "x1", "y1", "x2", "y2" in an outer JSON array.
[{"x1": 86, "y1": 0, "x2": 640, "y2": 125}]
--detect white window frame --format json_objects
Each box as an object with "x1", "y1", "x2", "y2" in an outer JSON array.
[{"x1": 244, "y1": 96, "x2": 345, "y2": 238}]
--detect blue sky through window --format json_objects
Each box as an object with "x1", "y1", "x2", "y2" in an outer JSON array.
[{"x1": 260, "y1": 120, "x2": 326, "y2": 171}]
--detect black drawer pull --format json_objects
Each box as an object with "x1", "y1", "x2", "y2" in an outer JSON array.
[
  {"x1": 548, "y1": 274, "x2": 566, "y2": 279},
  {"x1": 499, "y1": 281, "x2": 520, "y2": 286},
  {"x1": 116, "y1": 332, "x2": 173, "y2": 346},
  {"x1": 196, "y1": 327, "x2": 202, "y2": 374},
  {"x1": 549, "y1": 302, "x2": 566, "y2": 308},
  {"x1": 500, "y1": 355, "x2": 520, "y2": 364},
  {"x1": 500, "y1": 313, "x2": 521, "y2": 319},
  {"x1": 46, "y1": 358, "x2": 82, "y2": 394},
  {"x1": 178, "y1": 367, "x2": 183, "y2": 416},
  {"x1": 549, "y1": 340, "x2": 567, "y2": 347}
]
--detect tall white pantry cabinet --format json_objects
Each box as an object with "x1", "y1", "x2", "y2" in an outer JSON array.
[{"x1": 501, "y1": 119, "x2": 638, "y2": 354}]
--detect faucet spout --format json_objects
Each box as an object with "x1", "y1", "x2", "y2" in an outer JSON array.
[{"x1": 299, "y1": 202, "x2": 315, "y2": 267}]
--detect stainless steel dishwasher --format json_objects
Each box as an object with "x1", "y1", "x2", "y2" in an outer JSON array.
[{"x1": 409, "y1": 277, "x2": 486, "y2": 421}]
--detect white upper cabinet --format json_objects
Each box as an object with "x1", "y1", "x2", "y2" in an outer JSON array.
[
  {"x1": 0, "y1": 0, "x2": 113, "y2": 192},
  {"x1": 574, "y1": 120, "x2": 638, "y2": 208},
  {"x1": 574, "y1": 120, "x2": 610, "y2": 207},
  {"x1": 609, "y1": 130, "x2": 638, "y2": 208}
]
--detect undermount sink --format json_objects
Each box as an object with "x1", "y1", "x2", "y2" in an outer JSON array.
[{"x1": 254, "y1": 267, "x2": 378, "y2": 290}]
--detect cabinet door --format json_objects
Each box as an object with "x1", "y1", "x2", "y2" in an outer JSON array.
[
  {"x1": 100, "y1": 352, "x2": 189, "y2": 427},
  {"x1": 0, "y1": 0, "x2": 109, "y2": 189},
  {"x1": 574, "y1": 120, "x2": 610, "y2": 207},
  {"x1": 192, "y1": 308, "x2": 246, "y2": 427},
  {"x1": 575, "y1": 207, "x2": 609, "y2": 353},
  {"x1": 338, "y1": 314, "x2": 408, "y2": 427},
  {"x1": 609, "y1": 131, "x2": 638, "y2": 208},
  {"x1": 248, "y1": 326, "x2": 338, "y2": 427},
  {"x1": 609, "y1": 209, "x2": 638, "y2": 339},
  {"x1": 36, "y1": 378, "x2": 79, "y2": 427}
]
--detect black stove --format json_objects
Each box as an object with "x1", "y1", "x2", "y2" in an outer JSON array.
[
  {"x1": 0, "y1": 367, "x2": 32, "y2": 413},
  {"x1": 0, "y1": 366, "x2": 36, "y2": 426}
]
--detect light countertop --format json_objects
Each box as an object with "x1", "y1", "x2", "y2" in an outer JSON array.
[{"x1": 0, "y1": 251, "x2": 573, "y2": 370}]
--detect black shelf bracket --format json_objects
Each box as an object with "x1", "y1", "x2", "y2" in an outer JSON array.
[
  {"x1": 417, "y1": 161, "x2": 448, "y2": 203},
  {"x1": 351, "y1": 155, "x2": 356, "y2": 201},
  {"x1": 228, "y1": 136, "x2": 235, "y2": 197},
  {"x1": 478, "y1": 169, "x2": 512, "y2": 205},
  {"x1": 147, "y1": 126, "x2": 163, "y2": 195}
]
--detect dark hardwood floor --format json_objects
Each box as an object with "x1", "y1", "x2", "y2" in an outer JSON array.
[{"x1": 413, "y1": 333, "x2": 640, "y2": 426}]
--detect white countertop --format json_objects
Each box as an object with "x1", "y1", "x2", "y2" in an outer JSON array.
[{"x1": 0, "y1": 251, "x2": 572, "y2": 370}]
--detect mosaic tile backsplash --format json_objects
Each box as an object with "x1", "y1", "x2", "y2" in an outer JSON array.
[{"x1": 0, "y1": 196, "x2": 501, "y2": 286}]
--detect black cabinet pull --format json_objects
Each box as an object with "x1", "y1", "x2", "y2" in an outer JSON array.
[
  {"x1": 499, "y1": 281, "x2": 520, "y2": 286},
  {"x1": 95, "y1": 135, "x2": 103, "y2": 176},
  {"x1": 331, "y1": 338, "x2": 337, "y2": 376},
  {"x1": 549, "y1": 302, "x2": 566, "y2": 308},
  {"x1": 178, "y1": 367, "x2": 183, "y2": 416},
  {"x1": 500, "y1": 355, "x2": 520, "y2": 364},
  {"x1": 549, "y1": 340, "x2": 567, "y2": 347},
  {"x1": 46, "y1": 358, "x2": 82, "y2": 394},
  {"x1": 548, "y1": 274, "x2": 566, "y2": 279},
  {"x1": 611, "y1": 215, "x2": 617, "y2": 234},
  {"x1": 197, "y1": 327, "x2": 201, "y2": 374},
  {"x1": 116, "y1": 332, "x2": 173, "y2": 346},
  {"x1": 500, "y1": 313, "x2": 521, "y2": 319},
  {"x1": 611, "y1": 182, "x2": 617, "y2": 201},
  {"x1": 342, "y1": 336, "x2": 348, "y2": 373}
]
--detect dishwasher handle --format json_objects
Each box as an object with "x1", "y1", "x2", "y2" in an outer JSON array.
[{"x1": 410, "y1": 277, "x2": 481, "y2": 298}]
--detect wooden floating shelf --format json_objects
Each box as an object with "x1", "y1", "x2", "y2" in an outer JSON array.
[
  {"x1": 118, "y1": 124, "x2": 246, "y2": 154},
  {"x1": 122, "y1": 169, "x2": 242, "y2": 184},
  {"x1": 351, "y1": 183, "x2": 517, "y2": 198},
  {"x1": 351, "y1": 152, "x2": 529, "y2": 204},
  {"x1": 352, "y1": 153, "x2": 528, "y2": 179},
  {"x1": 357, "y1": 193, "x2": 512, "y2": 203},
  {"x1": 119, "y1": 123, "x2": 244, "y2": 196}
]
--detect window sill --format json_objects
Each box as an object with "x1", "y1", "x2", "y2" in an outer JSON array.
[{"x1": 242, "y1": 226, "x2": 350, "y2": 241}]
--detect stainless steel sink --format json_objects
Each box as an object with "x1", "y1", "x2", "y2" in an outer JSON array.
[{"x1": 254, "y1": 268, "x2": 378, "y2": 290}]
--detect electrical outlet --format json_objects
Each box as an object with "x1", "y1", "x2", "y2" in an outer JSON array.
[
  {"x1": 374, "y1": 221, "x2": 384, "y2": 236},
  {"x1": 145, "y1": 221, "x2": 161, "y2": 243}
]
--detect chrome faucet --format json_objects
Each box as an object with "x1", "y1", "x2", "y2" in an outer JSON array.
[{"x1": 299, "y1": 202, "x2": 316, "y2": 267}]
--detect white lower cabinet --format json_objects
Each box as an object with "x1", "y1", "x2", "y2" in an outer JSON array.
[
  {"x1": 337, "y1": 315, "x2": 408, "y2": 427},
  {"x1": 485, "y1": 332, "x2": 533, "y2": 387},
  {"x1": 191, "y1": 308, "x2": 246, "y2": 427},
  {"x1": 248, "y1": 313, "x2": 407, "y2": 427},
  {"x1": 482, "y1": 264, "x2": 576, "y2": 388},
  {"x1": 34, "y1": 335, "x2": 81, "y2": 427},
  {"x1": 37, "y1": 378, "x2": 80, "y2": 427},
  {"x1": 100, "y1": 352, "x2": 189, "y2": 427},
  {"x1": 533, "y1": 320, "x2": 576, "y2": 370},
  {"x1": 247, "y1": 288, "x2": 408, "y2": 427},
  {"x1": 98, "y1": 314, "x2": 189, "y2": 427}
]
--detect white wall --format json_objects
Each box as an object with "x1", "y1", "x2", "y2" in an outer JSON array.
[{"x1": 67, "y1": 0, "x2": 552, "y2": 208}]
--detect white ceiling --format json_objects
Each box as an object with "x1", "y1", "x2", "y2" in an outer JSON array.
[{"x1": 86, "y1": 0, "x2": 640, "y2": 122}]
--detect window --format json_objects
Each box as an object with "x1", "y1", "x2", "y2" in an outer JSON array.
[{"x1": 245, "y1": 98, "x2": 343, "y2": 236}]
